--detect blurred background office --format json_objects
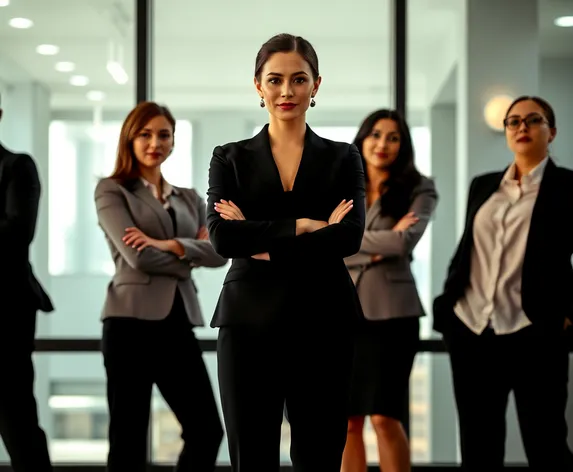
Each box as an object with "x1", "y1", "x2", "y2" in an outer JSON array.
[{"x1": 0, "y1": 0, "x2": 571, "y2": 468}]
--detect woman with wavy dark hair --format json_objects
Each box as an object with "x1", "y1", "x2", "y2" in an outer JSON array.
[{"x1": 342, "y1": 109, "x2": 438, "y2": 472}]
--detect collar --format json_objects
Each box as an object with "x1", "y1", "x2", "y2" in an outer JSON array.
[
  {"x1": 140, "y1": 176, "x2": 179, "y2": 201},
  {"x1": 503, "y1": 156, "x2": 548, "y2": 186}
]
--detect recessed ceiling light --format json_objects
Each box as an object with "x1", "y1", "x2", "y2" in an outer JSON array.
[
  {"x1": 86, "y1": 90, "x2": 106, "y2": 101},
  {"x1": 70, "y1": 75, "x2": 89, "y2": 86},
  {"x1": 554, "y1": 16, "x2": 573, "y2": 27},
  {"x1": 55, "y1": 61, "x2": 75, "y2": 72},
  {"x1": 9, "y1": 17, "x2": 33, "y2": 29},
  {"x1": 0, "y1": 0, "x2": 11, "y2": 7},
  {"x1": 36, "y1": 44, "x2": 59, "y2": 55}
]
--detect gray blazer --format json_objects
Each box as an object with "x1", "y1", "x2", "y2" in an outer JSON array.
[
  {"x1": 94, "y1": 177, "x2": 227, "y2": 325},
  {"x1": 344, "y1": 176, "x2": 438, "y2": 321}
]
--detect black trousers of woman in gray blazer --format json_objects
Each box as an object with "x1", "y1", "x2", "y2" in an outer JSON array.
[{"x1": 95, "y1": 177, "x2": 227, "y2": 472}]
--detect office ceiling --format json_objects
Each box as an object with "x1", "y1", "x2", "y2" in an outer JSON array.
[{"x1": 0, "y1": 0, "x2": 571, "y2": 111}]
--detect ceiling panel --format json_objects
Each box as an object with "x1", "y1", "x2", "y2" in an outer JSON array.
[{"x1": 0, "y1": 0, "x2": 571, "y2": 110}]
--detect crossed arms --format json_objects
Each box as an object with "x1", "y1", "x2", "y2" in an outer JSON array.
[
  {"x1": 95, "y1": 179, "x2": 227, "y2": 279},
  {"x1": 344, "y1": 180, "x2": 438, "y2": 268},
  {"x1": 205, "y1": 145, "x2": 366, "y2": 262}
]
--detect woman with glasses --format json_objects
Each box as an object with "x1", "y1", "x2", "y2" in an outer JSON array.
[{"x1": 433, "y1": 95, "x2": 573, "y2": 471}]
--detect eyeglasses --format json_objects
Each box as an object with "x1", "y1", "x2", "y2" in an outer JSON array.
[{"x1": 503, "y1": 113, "x2": 548, "y2": 130}]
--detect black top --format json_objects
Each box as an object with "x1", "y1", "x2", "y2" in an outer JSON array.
[
  {"x1": 166, "y1": 206, "x2": 177, "y2": 234},
  {"x1": 206, "y1": 124, "x2": 366, "y2": 327}
]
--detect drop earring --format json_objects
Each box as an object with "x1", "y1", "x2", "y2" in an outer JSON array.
[
  {"x1": 310, "y1": 97, "x2": 316, "y2": 108},
  {"x1": 260, "y1": 98, "x2": 265, "y2": 108}
]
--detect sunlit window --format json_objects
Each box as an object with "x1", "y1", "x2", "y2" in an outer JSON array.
[{"x1": 48, "y1": 120, "x2": 193, "y2": 276}]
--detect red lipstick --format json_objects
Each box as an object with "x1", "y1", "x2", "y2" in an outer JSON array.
[{"x1": 517, "y1": 136, "x2": 532, "y2": 143}]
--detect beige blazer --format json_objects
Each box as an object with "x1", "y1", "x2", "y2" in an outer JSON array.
[
  {"x1": 94, "y1": 177, "x2": 227, "y2": 325},
  {"x1": 345, "y1": 176, "x2": 438, "y2": 321}
]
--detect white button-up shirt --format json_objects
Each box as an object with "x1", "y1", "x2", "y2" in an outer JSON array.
[
  {"x1": 454, "y1": 157, "x2": 548, "y2": 335},
  {"x1": 140, "y1": 177, "x2": 178, "y2": 209}
]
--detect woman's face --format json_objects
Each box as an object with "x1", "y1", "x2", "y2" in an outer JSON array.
[
  {"x1": 255, "y1": 51, "x2": 321, "y2": 122},
  {"x1": 504, "y1": 99, "x2": 555, "y2": 157},
  {"x1": 132, "y1": 115, "x2": 174, "y2": 171},
  {"x1": 361, "y1": 118, "x2": 401, "y2": 171}
]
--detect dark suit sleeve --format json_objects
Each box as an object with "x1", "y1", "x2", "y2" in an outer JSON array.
[
  {"x1": 268, "y1": 144, "x2": 366, "y2": 262},
  {"x1": 344, "y1": 252, "x2": 375, "y2": 268},
  {"x1": 206, "y1": 146, "x2": 297, "y2": 258},
  {"x1": 174, "y1": 190, "x2": 229, "y2": 267},
  {"x1": 442, "y1": 177, "x2": 477, "y2": 294},
  {"x1": 0, "y1": 154, "x2": 40, "y2": 245}
]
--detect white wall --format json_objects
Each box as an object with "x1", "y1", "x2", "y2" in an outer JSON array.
[{"x1": 541, "y1": 58, "x2": 573, "y2": 170}]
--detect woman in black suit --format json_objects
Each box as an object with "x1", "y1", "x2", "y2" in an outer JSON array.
[
  {"x1": 206, "y1": 33, "x2": 366, "y2": 471},
  {"x1": 433, "y1": 95, "x2": 573, "y2": 471}
]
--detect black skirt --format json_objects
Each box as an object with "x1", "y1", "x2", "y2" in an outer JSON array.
[{"x1": 348, "y1": 316, "x2": 420, "y2": 421}]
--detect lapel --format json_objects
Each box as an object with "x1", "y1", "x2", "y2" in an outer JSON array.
[
  {"x1": 0, "y1": 144, "x2": 11, "y2": 203},
  {"x1": 455, "y1": 171, "x2": 504, "y2": 272},
  {"x1": 0, "y1": 143, "x2": 7, "y2": 187},
  {"x1": 523, "y1": 158, "x2": 557, "y2": 260},
  {"x1": 170, "y1": 187, "x2": 198, "y2": 235},
  {"x1": 128, "y1": 179, "x2": 174, "y2": 237},
  {"x1": 466, "y1": 159, "x2": 557, "y2": 233},
  {"x1": 365, "y1": 198, "x2": 381, "y2": 229},
  {"x1": 459, "y1": 159, "x2": 558, "y2": 282},
  {"x1": 466, "y1": 171, "x2": 505, "y2": 230},
  {"x1": 246, "y1": 124, "x2": 327, "y2": 195}
]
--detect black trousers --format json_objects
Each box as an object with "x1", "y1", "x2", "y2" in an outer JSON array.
[
  {"x1": 217, "y1": 323, "x2": 354, "y2": 472},
  {"x1": 102, "y1": 291, "x2": 223, "y2": 472},
  {"x1": 0, "y1": 308, "x2": 52, "y2": 472},
  {"x1": 444, "y1": 315, "x2": 573, "y2": 472}
]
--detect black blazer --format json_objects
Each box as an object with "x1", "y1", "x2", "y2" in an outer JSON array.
[
  {"x1": 206, "y1": 124, "x2": 366, "y2": 327},
  {"x1": 433, "y1": 158, "x2": 573, "y2": 334},
  {"x1": 0, "y1": 143, "x2": 53, "y2": 312}
]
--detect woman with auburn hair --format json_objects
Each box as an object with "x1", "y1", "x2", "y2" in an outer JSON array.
[{"x1": 94, "y1": 101, "x2": 226, "y2": 472}]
